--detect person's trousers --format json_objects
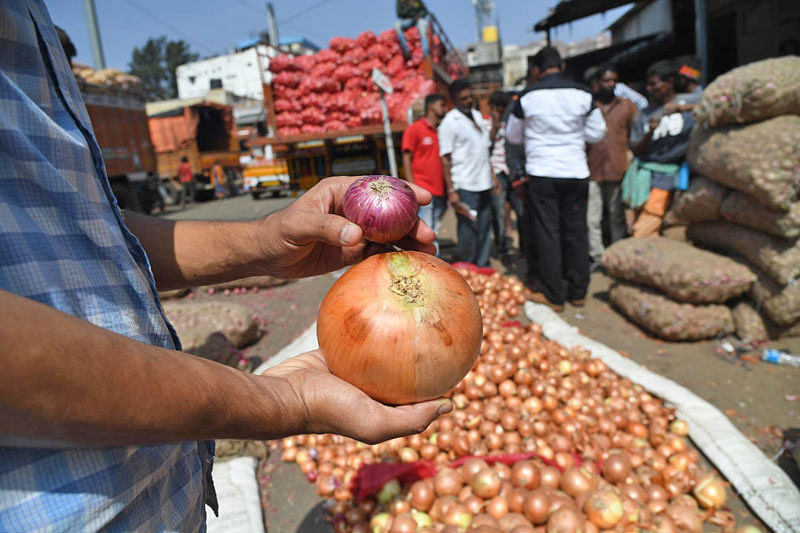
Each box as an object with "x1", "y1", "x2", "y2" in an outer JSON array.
[
  {"x1": 632, "y1": 187, "x2": 671, "y2": 237},
  {"x1": 418, "y1": 195, "x2": 447, "y2": 256},
  {"x1": 456, "y1": 189, "x2": 493, "y2": 267},
  {"x1": 527, "y1": 176, "x2": 590, "y2": 305},
  {"x1": 394, "y1": 17, "x2": 430, "y2": 56},
  {"x1": 490, "y1": 172, "x2": 526, "y2": 255},
  {"x1": 587, "y1": 181, "x2": 627, "y2": 263}
]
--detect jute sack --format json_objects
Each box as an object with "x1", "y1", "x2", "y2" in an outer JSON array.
[
  {"x1": 609, "y1": 282, "x2": 734, "y2": 341},
  {"x1": 687, "y1": 116, "x2": 800, "y2": 210},
  {"x1": 688, "y1": 221, "x2": 800, "y2": 285},
  {"x1": 693, "y1": 56, "x2": 800, "y2": 127},
  {"x1": 603, "y1": 236, "x2": 754, "y2": 303},
  {"x1": 731, "y1": 301, "x2": 770, "y2": 343},
  {"x1": 670, "y1": 175, "x2": 728, "y2": 224},
  {"x1": 721, "y1": 191, "x2": 800, "y2": 239}
]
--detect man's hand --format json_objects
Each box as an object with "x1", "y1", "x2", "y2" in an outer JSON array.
[
  {"x1": 255, "y1": 176, "x2": 436, "y2": 279},
  {"x1": 492, "y1": 174, "x2": 502, "y2": 196},
  {"x1": 260, "y1": 350, "x2": 452, "y2": 444}
]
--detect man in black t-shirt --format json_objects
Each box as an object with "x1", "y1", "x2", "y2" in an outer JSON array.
[{"x1": 627, "y1": 61, "x2": 694, "y2": 236}]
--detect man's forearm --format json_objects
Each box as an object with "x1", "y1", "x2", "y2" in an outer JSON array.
[
  {"x1": 402, "y1": 152, "x2": 414, "y2": 184},
  {"x1": 441, "y1": 155, "x2": 455, "y2": 193},
  {"x1": 123, "y1": 211, "x2": 265, "y2": 290},
  {"x1": 0, "y1": 289, "x2": 296, "y2": 446}
]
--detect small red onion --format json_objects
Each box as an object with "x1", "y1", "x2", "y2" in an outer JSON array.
[{"x1": 342, "y1": 175, "x2": 418, "y2": 243}]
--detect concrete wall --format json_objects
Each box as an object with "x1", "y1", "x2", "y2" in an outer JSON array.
[
  {"x1": 177, "y1": 45, "x2": 275, "y2": 102},
  {"x1": 611, "y1": 0, "x2": 673, "y2": 44}
]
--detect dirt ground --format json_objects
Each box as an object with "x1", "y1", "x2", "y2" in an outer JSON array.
[{"x1": 164, "y1": 197, "x2": 798, "y2": 532}]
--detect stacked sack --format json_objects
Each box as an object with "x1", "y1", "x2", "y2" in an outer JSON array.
[
  {"x1": 72, "y1": 63, "x2": 143, "y2": 90},
  {"x1": 670, "y1": 55, "x2": 800, "y2": 341},
  {"x1": 603, "y1": 236, "x2": 754, "y2": 341},
  {"x1": 269, "y1": 28, "x2": 464, "y2": 137}
]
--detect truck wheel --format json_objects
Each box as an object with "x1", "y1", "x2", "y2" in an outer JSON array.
[
  {"x1": 270, "y1": 190, "x2": 282, "y2": 198},
  {"x1": 251, "y1": 191, "x2": 261, "y2": 200}
]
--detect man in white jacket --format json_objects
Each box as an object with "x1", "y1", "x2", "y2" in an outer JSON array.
[{"x1": 506, "y1": 47, "x2": 606, "y2": 311}]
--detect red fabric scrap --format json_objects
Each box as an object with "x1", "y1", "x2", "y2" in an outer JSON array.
[
  {"x1": 351, "y1": 461, "x2": 436, "y2": 502},
  {"x1": 450, "y1": 262, "x2": 497, "y2": 276}
]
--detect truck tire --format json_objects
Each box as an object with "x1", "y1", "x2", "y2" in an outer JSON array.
[
  {"x1": 270, "y1": 190, "x2": 282, "y2": 198},
  {"x1": 251, "y1": 191, "x2": 261, "y2": 200}
]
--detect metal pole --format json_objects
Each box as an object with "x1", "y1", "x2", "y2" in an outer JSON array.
[
  {"x1": 379, "y1": 91, "x2": 398, "y2": 178},
  {"x1": 694, "y1": 0, "x2": 708, "y2": 86},
  {"x1": 83, "y1": 0, "x2": 106, "y2": 69}
]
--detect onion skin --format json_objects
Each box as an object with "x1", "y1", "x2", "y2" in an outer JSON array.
[
  {"x1": 583, "y1": 489, "x2": 623, "y2": 529},
  {"x1": 342, "y1": 175, "x2": 418, "y2": 243},
  {"x1": 546, "y1": 507, "x2": 585, "y2": 533},
  {"x1": 693, "y1": 474, "x2": 727, "y2": 509},
  {"x1": 318, "y1": 251, "x2": 483, "y2": 404}
]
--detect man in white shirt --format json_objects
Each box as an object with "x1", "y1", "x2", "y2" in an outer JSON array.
[
  {"x1": 506, "y1": 47, "x2": 606, "y2": 311},
  {"x1": 439, "y1": 79, "x2": 499, "y2": 267}
]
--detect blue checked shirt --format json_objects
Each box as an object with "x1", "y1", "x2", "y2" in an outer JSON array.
[{"x1": 0, "y1": 1, "x2": 215, "y2": 530}]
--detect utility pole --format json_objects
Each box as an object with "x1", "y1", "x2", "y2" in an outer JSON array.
[
  {"x1": 694, "y1": 0, "x2": 708, "y2": 87},
  {"x1": 83, "y1": 0, "x2": 106, "y2": 69},
  {"x1": 266, "y1": 2, "x2": 279, "y2": 47}
]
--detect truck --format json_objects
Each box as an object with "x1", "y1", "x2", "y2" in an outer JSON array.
[
  {"x1": 250, "y1": 17, "x2": 466, "y2": 192},
  {"x1": 242, "y1": 157, "x2": 291, "y2": 199},
  {"x1": 75, "y1": 76, "x2": 163, "y2": 213},
  {"x1": 146, "y1": 98, "x2": 242, "y2": 200}
]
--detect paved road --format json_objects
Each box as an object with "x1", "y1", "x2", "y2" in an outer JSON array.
[{"x1": 162, "y1": 193, "x2": 295, "y2": 222}]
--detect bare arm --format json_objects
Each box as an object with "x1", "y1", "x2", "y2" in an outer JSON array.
[
  {"x1": 441, "y1": 153, "x2": 459, "y2": 206},
  {"x1": 0, "y1": 290, "x2": 448, "y2": 447},
  {"x1": 402, "y1": 151, "x2": 414, "y2": 184},
  {"x1": 0, "y1": 287, "x2": 277, "y2": 446},
  {"x1": 125, "y1": 176, "x2": 436, "y2": 290}
]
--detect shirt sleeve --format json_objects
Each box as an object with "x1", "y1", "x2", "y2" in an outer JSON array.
[
  {"x1": 615, "y1": 83, "x2": 649, "y2": 110},
  {"x1": 438, "y1": 118, "x2": 454, "y2": 157},
  {"x1": 505, "y1": 113, "x2": 524, "y2": 145},
  {"x1": 629, "y1": 111, "x2": 647, "y2": 146},
  {"x1": 583, "y1": 106, "x2": 606, "y2": 144}
]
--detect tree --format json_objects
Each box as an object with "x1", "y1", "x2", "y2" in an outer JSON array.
[{"x1": 129, "y1": 36, "x2": 198, "y2": 100}]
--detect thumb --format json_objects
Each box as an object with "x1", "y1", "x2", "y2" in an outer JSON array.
[
  {"x1": 370, "y1": 399, "x2": 453, "y2": 442},
  {"x1": 285, "y1": 211, "x2": 363, "y2": 247}
]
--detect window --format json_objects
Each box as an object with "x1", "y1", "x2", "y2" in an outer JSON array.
[{"x1": 209, "y1": 78, "x2": 223, "y2": 89}]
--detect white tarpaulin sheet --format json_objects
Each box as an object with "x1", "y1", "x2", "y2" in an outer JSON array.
[
  {"x1": 206, "y1": 324, "x2": 320, "y2": 532},
  {"x1": 525, "y1": 301, "x2": 800, "y2": 533}
]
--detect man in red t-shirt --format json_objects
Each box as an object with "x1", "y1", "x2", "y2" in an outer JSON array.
[
  {"x1": 177, "y1": 156, "x2": 194, "y2": 208},
  {"x1": 402, "y1": 94, "x2": 446, "y2": 253}
]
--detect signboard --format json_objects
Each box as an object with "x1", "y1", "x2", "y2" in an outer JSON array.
[{"x1": 371, "y1": 68, "x2": 393, "y2": 94}]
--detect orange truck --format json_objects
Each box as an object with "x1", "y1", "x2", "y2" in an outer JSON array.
[
  {"x1": 147, "y1": 100, "x2": 242, "y2": 200},
  {"x1": 77, "y1": 78, "x2": 162, "y2": 212}
]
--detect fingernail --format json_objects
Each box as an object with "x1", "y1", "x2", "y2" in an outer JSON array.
[
  {"x1": 437, "y1": 400, "x2": 453, "y2": 415},
  {"x1": 340, "y1": 224, "x2": 359, "y2": 245}
]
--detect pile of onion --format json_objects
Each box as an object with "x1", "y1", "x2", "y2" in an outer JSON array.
[{"x1": 275, "y1": 269, "x2": 757, "y2": 533}]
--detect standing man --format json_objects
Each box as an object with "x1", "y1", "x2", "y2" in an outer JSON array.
[
  {"x1": 402, "y1": 94, "x2": 447, "y2": 254},
  {"x1": 439, "y1": 79, "x2": 499, "y2": 268},
  {"x1": 488, "y1": 91, "x2": 520, "y2": 257},
  {"x1": 586, "y1": 65, "x2": 637, "y2": 269},
  {"x1": 177, "y1": 156, "x2": 195, "y2": 208},
  {"x1": 394, "y1": 0, "x2": 430, "y2": 58},
  {"x1": 507, "y1": 47, "x2": 606, "y2": 311},
  {"x1": 210, "y1": 160, "x2": 227, "y2": 199},
  {"x1": 625, "y1": 60, "x2": 695, "y2": 237}
]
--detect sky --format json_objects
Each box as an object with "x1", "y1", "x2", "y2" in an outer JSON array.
[{"x1": 46, "y1": 0, "x2": 633, "y2": 71}]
